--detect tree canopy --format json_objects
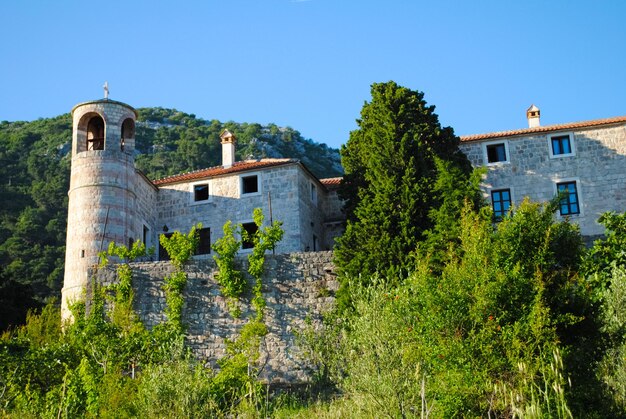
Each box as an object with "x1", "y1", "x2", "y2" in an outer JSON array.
[{"x1": 334, "y1": 81, "x2": 478, "y2": 283}]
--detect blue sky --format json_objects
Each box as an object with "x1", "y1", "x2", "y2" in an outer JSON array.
[{"x1": 1, "y1": 1, "x2": 625, "y2": 149}]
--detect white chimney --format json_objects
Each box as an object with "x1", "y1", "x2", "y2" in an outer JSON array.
[
  {"x1": 220, "y1": 129, "x2": 236, "y2": 168},
  {"x1": 526, "y1": 104, "x2": 540, "y2": 128}
]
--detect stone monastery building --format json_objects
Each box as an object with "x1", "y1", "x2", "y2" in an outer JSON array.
[
  {"x1": 62, "y1": 98, "x2": 344, "y2": 315},
  {"x1": 62, "y1": 96, "x2": 626, "y2": 315},
  {"x1": 458, "y1": 106, "x2": 626, "y2": 239}
]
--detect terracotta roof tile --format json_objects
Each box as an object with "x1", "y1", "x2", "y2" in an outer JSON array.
[
  {"x1": 320, "y1": 177, "x2": 342, "y2": 187},
  {"x1": 153, "y1": 158, "x2": 296, "y2": 186},
  {"x1": 460, "y1": 115, "x2": 626, "y2": 142}
]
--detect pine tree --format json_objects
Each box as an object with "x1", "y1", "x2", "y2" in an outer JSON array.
[{"x1": 335, "y1": 81, "x2": 475, "y2": 284}]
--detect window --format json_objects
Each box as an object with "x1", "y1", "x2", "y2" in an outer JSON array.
[
  {"x1": 241, "y1": 175, "x2": 259, "y2": 194},
  {"x1": 195, "y1": 228, "x2": 211, "y2": 255},
  {"x1": 311, "y1": 183, "x2": 318, "y2": 205},
  {"x1": 557, "y1": 181, "x2": 580, "y2": 215},
  {"x1": 241, "y1": 222, "x2": 258, "y2": 249},
  {"x1": 159, "y1": 233, "x2": 174, "y2": 260},
  {"x1": 143, "y1": 225, "x2": 149, "y2": 246},
  {"x1": 486, "y1": 143, "x2": 507, "y2": 163},
  {"x1": 193, "y1": 183, "x2": 209, "y2": 202},
  {"x1": 549, "y1": 133, "x2": 575, "y2": 158},
  {"x1": 313, "y1": 234, "x2": 318, "y2": 251},
  {"x1": 491, "y1": 189, "x2": 512, "y2": 221}
]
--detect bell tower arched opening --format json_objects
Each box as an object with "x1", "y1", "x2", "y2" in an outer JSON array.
[
  {"x1": 121, "y1": 118, "x2": 135, "y2": 151},
  {"x1": 86, "y1": 115, "x2": 105, "y2": 150}
]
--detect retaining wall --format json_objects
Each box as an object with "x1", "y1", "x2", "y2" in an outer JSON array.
[{"x1": 92, "y1": 251, "x2": 337, "y2": 383}]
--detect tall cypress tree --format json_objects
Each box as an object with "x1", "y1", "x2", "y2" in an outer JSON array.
[{"x1": 335, "y1": 81, "x2": 475, "y2": 283}]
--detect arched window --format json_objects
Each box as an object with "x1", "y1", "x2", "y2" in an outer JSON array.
[
  {"x1": 121, "y1": 118, "x2": 135, "y2": 151},
  {"x1": 86, "y1": 116, "x2": 105, "y2": 150}
]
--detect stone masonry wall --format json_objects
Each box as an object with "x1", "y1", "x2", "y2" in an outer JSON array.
[
  {"x1": 93, "y1": 251, "x2": 337, "y2": 384},
  {"x1": 157, "y1": 164, "x2": 305, "y2": 255},
  {"x1": 459, "y1": 123, "x2": 626, "y2": 237}
]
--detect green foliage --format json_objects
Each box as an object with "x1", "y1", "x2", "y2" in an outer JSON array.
[
  {"x1": 160, "y1": 225, "x2": 200, "y2": 331},
  {"x1": 134, "y1": 360, "x2": 219, "y2": 418},
  {"x1": 584, "y1": 211, "x2": 626, "y2": 290},
  {"x1": 212, "y1": 220, "x2": 245, "y2": 316},
  {"x1": 302, "y1": 201, "x2": 588, "y2": 417},
  {"x1": 245, "y1": 208, "x2": 284, "y2": 319},
  {"x1": 160, "y1": 225, "x2": 200, "y2": 270},
  {"x1": 99, "y1": 240, "x2": 152, "y2": 331},
  {"x1": 595, "y1": 266, "x2": 626, "y2": 412},
  {"x1": 335, "y1": 81, "x2": 477, "y2": 294}
]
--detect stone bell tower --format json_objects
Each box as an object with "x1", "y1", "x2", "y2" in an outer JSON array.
[{"x1": 61, "y1": 97, "x2": 138, "y2": 319}]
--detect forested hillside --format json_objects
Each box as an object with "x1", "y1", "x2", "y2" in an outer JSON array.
[{"x1": 0, "y1": 109, "x2": 342, "y2": 330}]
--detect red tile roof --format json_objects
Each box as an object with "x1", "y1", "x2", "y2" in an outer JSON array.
[
  {"x1": 460, "y1": 115, "x2": 626, "y2": 142},
  {"x1": 153, "y1": 158, "x2": 297, "y2": 185},
  {"x1": 320, "y1": 177, "x2": 342, "y2": 187}
]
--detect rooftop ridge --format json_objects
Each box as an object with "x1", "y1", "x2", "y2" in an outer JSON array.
[
  {"x1": 152, "y1": 158, "x2": 297, "y2": 186},
  {"x1": 461, "y1": 115, "x2": 626, "y2": 142}
]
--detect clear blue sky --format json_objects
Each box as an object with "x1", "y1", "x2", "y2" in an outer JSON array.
[{"x1": 1, "y1": 1, "x2": 625, "y2": 149}]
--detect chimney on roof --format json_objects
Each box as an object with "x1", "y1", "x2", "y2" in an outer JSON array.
[
  {"x1": 220, "y1": 129, "x2": 236, "y2": 168},
  {"x1": 527, "y1": 104, "x2": 541, "y2": 128}
]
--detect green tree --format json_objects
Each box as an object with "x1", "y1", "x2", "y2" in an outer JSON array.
[{"x1": 335, "y1": 81, "x2": 476, "y2": 285}]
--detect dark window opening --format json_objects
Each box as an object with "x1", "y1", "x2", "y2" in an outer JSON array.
[
  {"x1": 486, "y1": 143, "x2": 507, "y2": 163},
  {"x1": 159, "y1": 233, "x2": 174, "y2": 260},
  {"x1": 128, "y1": 237, "x2": 134, "y2": 249},
  {"x1": 195, "y1": 228, "x2": 211, "y2": 255},
  {"x1": 194, "y1": 184, "x2": 209, "y2": 201},
  {"x1": 241, "y1": 222, "x2": 258, "y2": 249},
  {"x1": 491, "y1": 189, "x2": 512, "y2": 221},
  {"x1": 143, "y1": 225, "x2": 149, "y2": 246},
  {"x1": 311, "y1": 183, "x2": 318, "y2": 204},
  {"x1": 121, "y1": 118, "x2": 134, "y2": 151},
  {"x1": 313, "y1": 234, "x2": 318, "y2": 251},
  {"x1": 551, "y1": 135, "x2": 572, "y2": 155},
  {"x1": 87, "y1": 116, "x2": 105, "y2": 150},
  {"x1": 242, "y1": 175, "x2": 259, "y2": 194},
  {"x1": 557, "y1": 181, "x2": 580, "y2": 215}
]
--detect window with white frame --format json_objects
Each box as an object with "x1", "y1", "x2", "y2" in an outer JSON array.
[
  {"x1": 241, "y1": 174, "x2": 260, "y2": 195},
  {"x1": 192, "y1": 182, "x2": 210, "y2": 202},
  {"x1": 549, "y1": 133, "x2": 575, "y2": 158},
  {"x1": 483, "y1": 141, "x2": 509, "y2": 164},
  {"x1": 556, "y1": 181, "x2": 580, "y2": 215},
  {"x1": 491, "y1": 189, "x2": 512, "y2": 221}
]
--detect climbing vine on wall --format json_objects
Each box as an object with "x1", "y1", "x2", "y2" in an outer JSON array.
[
  {"x1": 212, "y1": 208, "x2": 284, "y2": 392},
  {"x1": 159, "y1": 224, "x2": 200, "y2": 332},
  {"x1": 244, "y1": 208, "x2": 284, "y2": 320},
  {"x1": 212, "y1": 221, "x2": 245, "y2": 317},
  {"x1": 98, "y1": 240, "x2": 152, "y2": 330}
]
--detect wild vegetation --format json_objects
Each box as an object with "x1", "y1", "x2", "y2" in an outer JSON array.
[
  {"x1": 0, "y1": 209, "x2": 290, "y2": 417},
  {"x1": 2, "y1": 82, "x2": 626, "y2": 416},
  {"x1": 0, "y1": 110, "x2": 341, "y2": 330}
]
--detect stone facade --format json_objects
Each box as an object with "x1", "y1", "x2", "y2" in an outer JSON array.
[
  {"x1": 63, "y1": 100, "x2": 139, "y2": 318},
  {"x1": 459, "y1": 115, "x2": 626, "y2": 237},
  {"x1": 62, "y1": 98, "x2": 345, "y2": 320},
  {"x1": 92, "y1": 251, "x2": 338, "y2": 383}
]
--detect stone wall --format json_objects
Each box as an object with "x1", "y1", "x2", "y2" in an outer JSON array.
[
  {"x1": 459, "y1": 123, "x2": 626, "y2": 236},
  {"x1": 157, "y1": 164, "x2": 306, "y2": 255},
  {"x1": 93, "y1": 251, "x2": 337, "y2": 384}
]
